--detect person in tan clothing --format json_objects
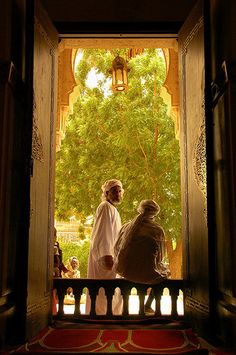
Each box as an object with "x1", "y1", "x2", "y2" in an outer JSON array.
[{"x1": 113, "y1": 199, "x2": 170, "y2": 313}]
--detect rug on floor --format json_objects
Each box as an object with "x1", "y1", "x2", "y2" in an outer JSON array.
[{"x1": 11, "y1": 326, "x2": 208, "y2": 354}]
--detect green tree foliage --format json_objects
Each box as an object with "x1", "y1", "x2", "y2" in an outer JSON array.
[{"x1": 55, "y1": 49, "x2": 181, "y2": 244}]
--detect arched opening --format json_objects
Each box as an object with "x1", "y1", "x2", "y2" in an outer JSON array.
[
  {"x1": 28, "y1": 3, "x2": 208, "y2": 327},
  {"x1": 54, "y1": 38, "x2": 182, "y2": 315},
  {"x1": 56, "y1": 40, "x2": 179, "y2": 152}
]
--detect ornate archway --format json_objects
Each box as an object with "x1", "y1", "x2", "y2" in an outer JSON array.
[{"x1": 56, "y1": 38, "x2": 179, "y2": 151}]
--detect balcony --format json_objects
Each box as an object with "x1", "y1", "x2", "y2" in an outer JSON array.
[{"x1": 53, "y1": 278, "x2": 185, "y2": 322}]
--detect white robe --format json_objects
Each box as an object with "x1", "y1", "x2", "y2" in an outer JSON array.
[{"x1": 86, "y1": 201, "x2": 122, "y2": 315}]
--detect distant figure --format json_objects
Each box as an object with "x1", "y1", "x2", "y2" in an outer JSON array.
[
  {"x1": 113, "y1": 199, "x2": 170, "y2": 313},
  {"x1": 62, "y1": 256, "x2": 80, "y2": 279},
  {"x1": 52, "y1": 227, "x2": 68, "y2": 314},
  {"x1": 53, "y1": 228, "x2": 68, "y2": 277},
  {"x1": 85, "y1": 179, "x2": 124, "y2": 315},
  {"x1": 62, "y1": 256, "x2": 80, "y2": 301}
]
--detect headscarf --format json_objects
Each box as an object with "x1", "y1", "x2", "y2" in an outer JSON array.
[
  {"x1": 137, "y1": 199, "x2": 160, "y2": 217},
  {"x1": 69, "y1": 256, "x2": 79, "y2": 267},
  {"x1": 101, "y1": 179, "x2": 124, "y2": 200}
]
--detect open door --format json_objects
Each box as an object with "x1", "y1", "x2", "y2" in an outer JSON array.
[
  {"x1": 0, "y1": 0, "x2": 58, "y2": 344},
  {"x1": 178, "y1": 0, "x2": 212, "y2": 337},
  {"x1": 26, "y1": 0, "x2": 58, "y2": 339}
]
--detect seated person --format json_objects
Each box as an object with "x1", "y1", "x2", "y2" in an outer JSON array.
[
  {"x1": 62, "y1": 256, "x2": 81, "y2": 303},
  {"x1": 62, "y1": 256, "x2": 80, "y2": 279},
  {"x1": 113, "y1": 199, "x2": 170, "y2": 313}
]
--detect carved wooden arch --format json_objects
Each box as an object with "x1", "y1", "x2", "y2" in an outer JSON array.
[{"x1": 56, "y1": 39, "x2": 179, "y2": 151}]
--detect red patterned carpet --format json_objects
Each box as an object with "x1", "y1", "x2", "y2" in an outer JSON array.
[{"x1": 10, "y1": 326, "x2": 208, "y2": 354}]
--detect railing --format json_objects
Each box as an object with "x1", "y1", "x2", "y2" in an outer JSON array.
[{"x1": 53, "y1": 278, "x2": 186, "y2": 322}]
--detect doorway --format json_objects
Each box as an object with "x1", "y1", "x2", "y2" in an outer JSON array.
[
  {"x1": 54, "y1": 42, "x2": 182, "y2": 316},
  {"x1": 55, "y1": 40, "x2": 182, "y2": 279},
  {"x1": 27, "y1": 0, "x2": 210, "y2": 339}
]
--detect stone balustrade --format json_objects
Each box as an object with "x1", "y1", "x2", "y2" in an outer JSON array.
[{"x1": 53, "y1": 278, "x2": 186, "y2": 321}]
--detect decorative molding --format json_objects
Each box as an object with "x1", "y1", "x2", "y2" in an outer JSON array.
[
  {"x1": 27, "y1": 296, "x2": 50, "y2": 314},
  {"x1": 57, "y1": 49, "x2": 77, "y2": 151},
  {"x1": 185, "y1": 295, "x2": 209, "y2": 315},
  {"x1": 181, "y1": 16, "x2": 203, "y2": 55},
  {"x1": 31, "y1": 93, "x2": 44, "y2": 162},
  {"x1": 59, "y1": 38, "x2": 178, "y2": 53},
  {"x1": 46, "y1": 52, "x2": 56, "y2": 293},
  {"x1": 34, "y1": 17, "x2": 56, "y2": 53},
  {"x1": 162, "y1": 48, "x2": 180, "y2": 139},
  {"x1": 193, "y1": 102, "x2": 207, "y2": 199}
]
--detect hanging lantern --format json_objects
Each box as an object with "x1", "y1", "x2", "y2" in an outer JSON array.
[{"x1": 111, "y1": 56, "x2": 129, "y2": 92}]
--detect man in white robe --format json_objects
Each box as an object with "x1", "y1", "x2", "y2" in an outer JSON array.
[{"x1": 85, "y1": 179, "x2": 124, "y2": 315}]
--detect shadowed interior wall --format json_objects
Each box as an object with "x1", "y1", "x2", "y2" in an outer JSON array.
[
  {"x1": 178, "y1": 0, "x2": 210, "y2": 336},
  {"x1": 26, "y1": 0, "x2": 58, "y2": 339},
  {"x1": 210, "y1": 0, "x2": 236, "y2": 346}
]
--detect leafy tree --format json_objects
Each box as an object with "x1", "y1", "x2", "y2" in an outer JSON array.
[{"x1": 55, "y1": 49, "x2": 181, "y2": 248}]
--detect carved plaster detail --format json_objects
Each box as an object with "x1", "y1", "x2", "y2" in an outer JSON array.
[
  {"x1": 185, "y1": 295, "x2": 209, "y2": 314},
  {"x1": 59, "y1": 38, "x2": 178, "y2": 53},
  {"x1": 34, "y1": 17, "x2": 56, "y2": 53},
  {"x1": 193, "y1": 99, "x2": 207, "y2": 199},
  {"x1": 32, "y1": 94, "x2": 44, "y2": 162},
  {"x1": 182, "y1": 16, "x2": 204, "y2": 55}
]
